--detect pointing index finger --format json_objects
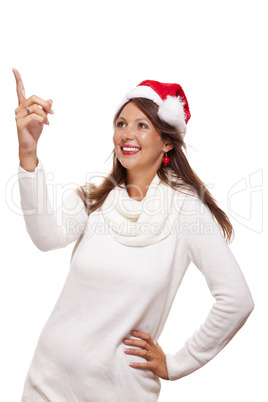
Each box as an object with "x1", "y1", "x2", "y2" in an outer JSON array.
[{"x1": 12, "y1": 68, "x2": 26, "y2": 105}]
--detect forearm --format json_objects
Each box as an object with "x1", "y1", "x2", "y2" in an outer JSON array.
[{"x1": 18, "y1": 159, "x2": 89, "y2": 251}]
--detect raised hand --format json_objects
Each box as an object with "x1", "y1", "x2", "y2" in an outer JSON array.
[{"x1": 13, "y1": 68, "x2": 54, "y2": 158}]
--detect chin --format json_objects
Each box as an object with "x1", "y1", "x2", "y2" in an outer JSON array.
[{"x1": 119, "y1": 161, "x2": 135, "y2": 170}]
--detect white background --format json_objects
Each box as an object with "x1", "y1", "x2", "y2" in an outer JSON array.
[{"x1": 1, "y1": 0, "x2": 267, "y2": 401}]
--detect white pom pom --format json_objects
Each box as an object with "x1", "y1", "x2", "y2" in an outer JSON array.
[{"x1": 158, "y1": 95, "x2": 186, "y2": 135}]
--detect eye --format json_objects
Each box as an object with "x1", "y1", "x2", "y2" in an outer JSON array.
[
  {"x1": 138, "y1": 122, "x2": 149, "y2": 129},
  {"x1": 116, "y1": 121, "x2": 126, "y2": 128}
]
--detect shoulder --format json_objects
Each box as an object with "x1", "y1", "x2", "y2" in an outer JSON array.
[
  {"x1": 161, "y1": 172, "x2": 217, "y2": 227},
  {"x1": 169, "y1": 177, "x2": 204, "y2": 215},
  {"x1": 171, "y1": 182, "x2": 219, "y2": 230},
  {"x1": 181, "y1": 191, "x2": 207, "y2": 216}
]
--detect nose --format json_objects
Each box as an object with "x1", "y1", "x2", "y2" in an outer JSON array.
[{"x1": 123, "y1": 125, "x2": 135, "y2": 141}]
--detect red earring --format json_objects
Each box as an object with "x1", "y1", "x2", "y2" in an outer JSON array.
[{"x1": 163, "y1": 152, "x2": 170, "y2": 165}]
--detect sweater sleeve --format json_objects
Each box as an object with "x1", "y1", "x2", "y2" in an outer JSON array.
[
  {"x1": 165, "y1": 195, "x2": 254, "y2": 381},
  {"x1": 18, "y1": 158, "x2": 89, "y2": 252}
]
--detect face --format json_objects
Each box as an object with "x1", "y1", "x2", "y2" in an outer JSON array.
[{"x1": 113, "y1": 102, "x2": 171, "y2": 176}]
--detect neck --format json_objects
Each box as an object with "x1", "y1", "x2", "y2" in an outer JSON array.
[{"x1": 125, "y1": 170, "x2": 158, "y2": 201}]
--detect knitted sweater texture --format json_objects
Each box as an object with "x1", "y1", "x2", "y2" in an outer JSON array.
[{"x1": 18, "y1": 159, "x2": 254, "y2": 402}]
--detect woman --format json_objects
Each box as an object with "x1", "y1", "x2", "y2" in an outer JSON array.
[{"x1": 14, "y1": 69, "x2": 254, "y2": 402}]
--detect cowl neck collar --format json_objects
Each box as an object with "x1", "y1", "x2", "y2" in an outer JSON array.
[
  {"x1": 115, "y1": 173, "x2": 161, "y2": 220},
  {"x1": 100, "y1": 172, "x2": 191, "y2": 247}
]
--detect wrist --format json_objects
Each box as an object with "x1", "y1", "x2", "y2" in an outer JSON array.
[{"x1": 19, "y1": 152, "x2": 39, "y2": 172}]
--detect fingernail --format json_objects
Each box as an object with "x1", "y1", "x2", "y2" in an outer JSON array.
[
  {"x1": 131, "y1": 330, "x2": 138, "y2": 335},
  {"x1": 49, "y1": 109, "x2": 54, "y2": 114},
  {"x1": 124, "y1": 348, "x2": 131, "y2": 353}
]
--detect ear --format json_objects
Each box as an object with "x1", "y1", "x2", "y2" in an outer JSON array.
[{"x1": 163, "y1": 143, "x2": 174, "y2": 153}]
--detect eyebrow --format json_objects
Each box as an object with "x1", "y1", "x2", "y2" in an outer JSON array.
[{"x1": 116, "y1": 116, "x2": 150, "y2": 123}]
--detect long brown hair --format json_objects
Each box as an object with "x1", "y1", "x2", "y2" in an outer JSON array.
[{"x1": 76, "y1": 98, "x2": 234, "y2": 243}]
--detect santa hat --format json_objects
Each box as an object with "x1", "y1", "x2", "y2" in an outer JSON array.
[{"x1": 115, "y1": 80, "x2": 191, "y2": 137}]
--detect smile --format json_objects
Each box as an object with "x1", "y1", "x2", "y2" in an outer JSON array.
[{"x1": 121, "y1": 147, "x2": 141, "y2": 155}]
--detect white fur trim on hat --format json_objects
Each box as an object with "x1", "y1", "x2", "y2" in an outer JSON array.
[
  {"x1": 126, "y1": 86, "x2": 163, "y2": 106},
  {"x1": 115, "y1": 85, "x2": 163, "y2": 113}
]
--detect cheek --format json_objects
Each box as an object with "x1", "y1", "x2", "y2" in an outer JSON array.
[
  {"x1": 138, "y1": 132, "x2": 150, "y2": 147},
  {"x1": 139, "y1": 132, "x2": 160, "y2": 148},
  {"x1": 113, "y1": 131, "x2": 118, "y2": 146}
]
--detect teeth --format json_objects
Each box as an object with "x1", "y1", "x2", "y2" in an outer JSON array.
[{"x1": 122, "y1": 147, "x2": 140, "y2": 152}]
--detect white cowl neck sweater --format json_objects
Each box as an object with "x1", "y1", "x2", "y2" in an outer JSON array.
[{"x1": 18, "y1": 159, "x2": 254, "y2": 402}]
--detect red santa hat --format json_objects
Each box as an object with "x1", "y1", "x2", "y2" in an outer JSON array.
[{"x1": 115, "y1": 80, "x2": 191, "y2": 138}]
